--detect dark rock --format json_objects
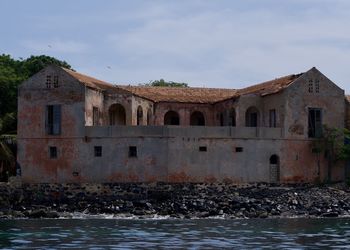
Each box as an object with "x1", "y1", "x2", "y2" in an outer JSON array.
[
  {"x1": 28, "y1": 209, "x2": 47, "y2": 218},
  {"x1": 46, "y1": 211, "x2": 60, "y2": 218},
  {"x1": 321, "y1": 212, "x2": 339, "y2": 217}
]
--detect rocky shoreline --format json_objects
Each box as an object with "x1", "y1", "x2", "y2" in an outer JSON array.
[{"x1": 1, "y1": 181, "x2": 350, "y2": 219}]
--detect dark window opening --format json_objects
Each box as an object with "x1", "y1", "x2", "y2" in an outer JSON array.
[
  {"x1": 137, "y1": 106, "x2": 143, "y2": 125},
  {"x1": 164, "y1": 111, "x2": 180, "y2": 125},
  {"x1": 49, "y1": 146, "x2": 57, "y2": 159},
  {"x1": 46, "y1": 105, "x2": 61, "y2": 135},
  {"x1": 190, "y1": 111, "x2": 205, "y2": 126},
  {"x1": 53, "y1": 75, "x2": 59, "y2": 88},
  {"x1": 109, "y1": 103, "x2": 126, "y2": 125},
  {"x1": 229, "y1": 109, "x2": 236, "y2": 126},
  {"x1": 308, "y1": 108, "x2": 322, "y2": 138},
  {"x1": 245, "y1": 107, "x2": 259, "y2": 127},
  {"x1": 269, "y1": 109, "x2": 276, "y2": 127},
  {"x1": 147, "y1": 108, "x2": 152, "y2": 125},
  {"x1": 199, "y1": 146, "x2": 207, "y2": 152},
  {"x1": 93, "y1": 106, "x2": 99, "y2": 126},
  {"x1": 46, "y1": 75, "x2": 52, "y2": 88},
  {"x1": 235, "y1": 147, "x2": 243, "y2": 152},
  {"x1": 94, "y1": 146, "x2": 102, "y2": 157},
  {"x1": 129, "y1": 146, "x2": 137, "y2": 158},
  {"x1": 270, "y1": 154, "x2": 279, "y2": 164},
  {"x1": 220, "y1": 113, "x2": 224, "y2": 126}
]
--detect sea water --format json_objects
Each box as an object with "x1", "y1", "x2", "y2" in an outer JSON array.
[{"x1": 1, "y1": 218, "x2": 350, "y2": 249}]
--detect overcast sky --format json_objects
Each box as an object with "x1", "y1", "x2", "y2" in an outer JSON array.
[{"x1": 1, "y1": 0, "x2": 350, "y2": 90}]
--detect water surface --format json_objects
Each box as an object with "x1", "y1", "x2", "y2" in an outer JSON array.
[{"x1": 1, "y1": 218, "x2": 350, "y2": 249}]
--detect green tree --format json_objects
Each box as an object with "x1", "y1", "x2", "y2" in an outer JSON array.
[
  {"x1": 0, "y1": 54, "x2": 73, "y2": 180},
  {"x1": 0, "y1": 135, "x2": 15, "y2": 181},
  {"x1": 312, "y1": 126, "x2": 350, "y2": 182},
  {"x1": 144, "y1": 79, "x2": 188, "y2": 87}
]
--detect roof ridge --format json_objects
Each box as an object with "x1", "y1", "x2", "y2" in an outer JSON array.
[
  {"x1": 116, "y1": 84, "x2": 238, "y2": 91},
  {"x1": 57, "y1": 66, "x2": 305, "y2": 103}
]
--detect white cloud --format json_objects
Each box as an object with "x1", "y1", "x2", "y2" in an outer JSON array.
[
  {"x1": 103, "y1": 2, "x2": 350, "y2": 89},
  {"x1": 9, "y1": 0, "x2": 350, "y2": 91}
]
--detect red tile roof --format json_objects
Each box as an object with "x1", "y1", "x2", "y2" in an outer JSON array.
[
  {"x1": 116, "y1": 85, "x2": 238, "y2": 103},
  {"x1": 62, "y1": 67, "x2": 115, "y2": 90},
  {"x1": 62, "y1": 66, "x2": 304, "y2": 103},
  {"x1": 237, "y1": 73, "x2": 303, "y2": 97}
]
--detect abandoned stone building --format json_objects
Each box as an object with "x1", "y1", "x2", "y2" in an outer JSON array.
[{"x1": 17, "y1": 65, "x2": 349, "y2": 183}]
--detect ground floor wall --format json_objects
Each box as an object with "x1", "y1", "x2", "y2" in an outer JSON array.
[{"x1": 17, "y1": 134, "x2": 345, "y2": 183}]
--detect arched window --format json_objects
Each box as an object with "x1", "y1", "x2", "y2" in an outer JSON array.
[
  {"x1": 245, "y1": 106, "x2": 260, "y2": 127},
  {"x1": 137, "y1": 106, "x2": 143, "y2": 125},
  {"x1": 147, "y1": 108, "x2": 152, "y2": 125},
  {"x1": 109, "y1": 104, "x2": 126, "y2": 125},
  {"x1": 164, "y1": 111, "x2": 180, "y2": 125},
  {"x1": 229, "y1": 108, "x2": 236, "y2": 126},
  {"x1": 190, "y1": 111, "x2": 205, "y2": 126}
]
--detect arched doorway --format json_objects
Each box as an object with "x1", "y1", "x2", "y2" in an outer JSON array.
[
  {"x1": 269, "y1": 154, "x2": 280, "y2": 183},
  {"x1": 245, "y1": 106, "x2": 260, "y2": 127},
  {"x1": 109, "y1": 104, "x2": 126, "y2": 125},
  {"x1": 229, "y1": 108, "x2": 236, "y2": 126},
  {"x1": 190, "y1": 111, "x2": 205, "y2": 126},
  {"x1": 164, "y1": 111, "x2": 180, "y2": 125},
  {"x1": 137, "y1": 106, "x2": 143, "y2": 125},
  {"x1": 147, "y1": 108, "x2": 152, "y2": 125}
]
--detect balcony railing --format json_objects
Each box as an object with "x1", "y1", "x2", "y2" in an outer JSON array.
[{"x1": 85, "y1": 126, "x2": 283, "y2": 139}]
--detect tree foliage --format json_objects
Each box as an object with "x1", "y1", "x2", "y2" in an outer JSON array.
[
  {"x1": 144, "y1": 79, "x2": 188, "y2": 87},
  {"x1": 0, "y1": 54, "x2": 73, "y2": 134},
  {"x1": 312, "y1": 126, "x2": 350, "y2": 182}
]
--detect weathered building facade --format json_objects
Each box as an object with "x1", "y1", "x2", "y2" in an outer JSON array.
[{"x1": 18, "y1": 65, "x2": 348, "y2": 183}]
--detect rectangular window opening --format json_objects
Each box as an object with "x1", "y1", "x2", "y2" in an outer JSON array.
[
  {"x1": 199, "y1": 146, "x2": 207, "y2": 152},
  {"x1": 269, "y1": 109, "x2": 277, "y2": 128},
  {"x1": 308, "y1": 108, "x2": 322, "y2": 138},
  {"x1": 129, "y1": 146, "x2": 137, "y2": 158},
  {"x1": 94, "y1": 146, "x2": 102, "y2": 157},
  {"x1": 93, "y1": 106, "x2": 99, "y2": 126},
  {"x1": 46, "y1": 105, "x2": 61, "y2": 135},
  {"x1": 49, "y1": 146, "x2": 57, "y2": 159},
  {"x1": 235, "y1": 147, "x2": 243, "y2": 152}
]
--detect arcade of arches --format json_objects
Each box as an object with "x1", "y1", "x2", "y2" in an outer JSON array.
[{"x1": 106, "y1": 105, "x2": 269, "y2": 127}]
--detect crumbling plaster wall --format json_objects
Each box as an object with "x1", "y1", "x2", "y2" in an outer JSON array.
[
  {"x1": 21, "y1": 126, "x2": 336, "y2": 183},
  {"x1": 102, "y1": 90, "x2": 133, "y2": 125},
  {"x1": 18, "y1": 65, "x2": 86, "y2": 183},
  {"x1": 284, "y1": 68, "x2": 344, "y2": 139},
  {"x1": 131, "y1": 96, "x2": 154, "y2": 125},
  {"x1": 85, "y1": 87, "x2": 104, "y2": 126}
]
